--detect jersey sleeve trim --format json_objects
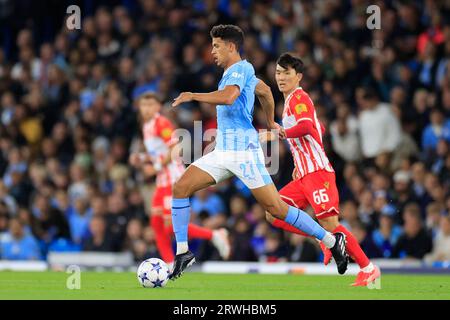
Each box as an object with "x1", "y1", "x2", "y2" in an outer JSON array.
[{"x1": 296, "y1": 118, "x2": 314, "y2": 124}]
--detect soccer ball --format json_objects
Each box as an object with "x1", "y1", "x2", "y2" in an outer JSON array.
[{"x1": 137, "y1": 258, "x2": 170, "y2": 288}]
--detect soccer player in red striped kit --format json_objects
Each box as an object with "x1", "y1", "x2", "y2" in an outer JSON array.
[{"x1": 267, "y1": 53, "x2": 380, "y2": 286}]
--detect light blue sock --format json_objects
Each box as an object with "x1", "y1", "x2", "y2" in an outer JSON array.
[
  {"x1": 171, "y1": 198, "x2": 190, "y2": 243},
  {"x1": 285, "y1": 205, "x2": 326, "y2": 240}
]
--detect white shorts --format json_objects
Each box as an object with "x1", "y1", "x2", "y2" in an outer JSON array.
[{"x1": 192, "y1": 149, "x2": 273, "y2": 189}]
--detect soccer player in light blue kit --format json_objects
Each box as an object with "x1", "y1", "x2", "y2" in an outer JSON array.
[{"x1": 169, "y1": 25, "x2": 348, "y2": 279}]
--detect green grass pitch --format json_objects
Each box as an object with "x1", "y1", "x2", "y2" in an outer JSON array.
[{"x1": 0, "y1": 271, "x2": 449, "y2": 300}]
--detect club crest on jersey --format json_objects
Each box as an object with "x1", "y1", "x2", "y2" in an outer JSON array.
[
  {"x1": 295, "y1": 103, "x2": 308, "y2": 115},
  {"x1": 161, "y1": 128, "x2": 172, "y2": 139},
  {"x1": 321, "y1": 204, "x2": 326, "y2": 209},
  {"x1": 324, "y1": 181, "x2": 330, "y2": 189}
]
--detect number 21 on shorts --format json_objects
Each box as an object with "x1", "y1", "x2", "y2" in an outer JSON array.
[{"x1": 313, "y1": 189, "x2": 329, "y2": 205}]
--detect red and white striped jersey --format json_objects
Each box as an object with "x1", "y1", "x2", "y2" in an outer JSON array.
[
  {"x1": 142, "y1": 113, "x2": 185, "y2": 188},
  {"x1": 282, "y1": 87, "x2": 334, "y2": 179}
]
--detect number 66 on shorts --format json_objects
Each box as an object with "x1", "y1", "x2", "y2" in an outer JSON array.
[{"x1": 279, "y1": 169, "x2": 340, "y2": 220}]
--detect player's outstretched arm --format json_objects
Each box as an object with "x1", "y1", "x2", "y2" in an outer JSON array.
[
  {"x1": 255, "y1": 79, "x2": 279, "y2": 132},
  {"x1": 172, "y1": 85, "x2": 240, "y2": 107}
]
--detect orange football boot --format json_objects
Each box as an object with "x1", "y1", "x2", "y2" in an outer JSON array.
[{"x1": 351, "y1": 265, "x2": 381, "y2": 287}]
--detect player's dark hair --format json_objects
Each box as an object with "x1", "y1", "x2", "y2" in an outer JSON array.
[
  {"x1": 276, "y1": 53, "x2": 304, "y2": 74},
  {"x1": 210, "y1": 24, "x2": 244, "y2": 51}
]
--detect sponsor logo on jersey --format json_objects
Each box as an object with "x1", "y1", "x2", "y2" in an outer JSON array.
[
  {"x1": 231, "y1": 72, "x2": 244, "y2": 78},
  {"x1": 161, "y1": 128, "x2": 172, "y2": 139},
  {"x1": 295, "y1": 103, "x2": 308, "y2": 114}
]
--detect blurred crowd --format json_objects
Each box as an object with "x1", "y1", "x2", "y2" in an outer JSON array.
[{"x1": 0, "y1": 0, "x2": 450, "y2": 265}]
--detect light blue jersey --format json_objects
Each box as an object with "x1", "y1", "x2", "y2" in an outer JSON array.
[{"x1": 216, "y1": 59, "x2": 260, "y2": 151}]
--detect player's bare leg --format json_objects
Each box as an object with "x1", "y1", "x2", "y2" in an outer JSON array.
[
  {"x1": 169, "y1": 165, "x2": 216, "y2": 280},
  {"x1": 251, "y1": 183, "x2": 348, "y2": 274},
  {"x1": 172, "y1": 165, "x2": 216, "y2": 199},
  {"x1": 319, "y1": 216, "x2": 380, "y2": 286}
]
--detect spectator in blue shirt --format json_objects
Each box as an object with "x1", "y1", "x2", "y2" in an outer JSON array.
[
  {"x1": 0, "y1": 218, "x2": 42, "y2": 260},
  {"x1": 66, "y1": 196, "x2": 92, "y2": 245},
  {"x1": 421, "y1": 108, "x2": 450, "y2": 153},
  {"x1": 372, "y1": 204, "x2": 403, "y2": 258},
  {"x1": 2, "y1": 148, "x2": 27, "y2": 188}
]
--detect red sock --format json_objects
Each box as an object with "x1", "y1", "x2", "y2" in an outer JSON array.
[
  {"x1": 187, "y1": 223, "x2": 213, "y2": 240},
  {"x1": 151, "y1": 215, "x2": 174, "y2": 263},
  {"x1": 272, "y1": 218, "x2": 311, "y2": 237},
  {"x1": 333, "y1": 224, "x2": 370, "y2": 269}
]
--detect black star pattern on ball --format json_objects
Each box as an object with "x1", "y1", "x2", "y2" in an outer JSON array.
[
  {"x1": 151, "y1": 262, "x2": 162, "y2": 274},
  {"x1": 139, "y1": 272, "x2": 149, "y2": 285},
  {"x1": 151, "y1": 278, "x2": 164, "y2": 288}
]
